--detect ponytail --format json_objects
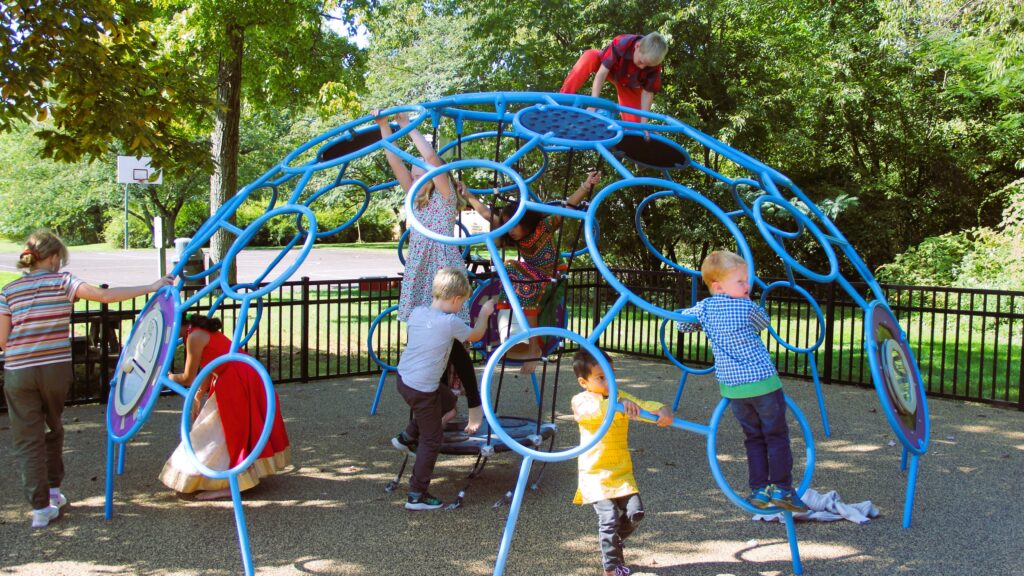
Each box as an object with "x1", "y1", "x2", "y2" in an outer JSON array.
[
  {"x1": 17, "y1": 230, "x2": 69, "y2": 270},
  {"x1": 185, "y1": 313, "x2": 223, "y2": 333}
]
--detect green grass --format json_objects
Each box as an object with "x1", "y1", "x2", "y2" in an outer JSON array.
[{"x1": 0, "y1": 271, "x2": 19, "y2": 288}]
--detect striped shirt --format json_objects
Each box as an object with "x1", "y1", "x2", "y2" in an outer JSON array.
[
  {"x1": 676, "y1": 294, "x2": 777, "y2": 387},
  {"x1": 0, "y1": 271, "x2": 84, "y2": 370}
]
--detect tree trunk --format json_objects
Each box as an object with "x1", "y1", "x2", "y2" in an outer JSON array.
[{"x1": 209, "y1": 23, "x2": 245, "y2": 284}]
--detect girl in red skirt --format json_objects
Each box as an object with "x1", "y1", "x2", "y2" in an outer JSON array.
[{"x1": 160, "y1": 314, "x2": 291, "y2": 500}]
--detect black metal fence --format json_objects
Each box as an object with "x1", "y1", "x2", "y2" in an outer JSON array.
[{"x1": 2, "y1": 270, "x2": 1022, "y2": 411}]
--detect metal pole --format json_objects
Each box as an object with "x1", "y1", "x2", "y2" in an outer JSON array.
[{"x1": 123, "y1": 183, "x2": 129, "y2": 250}]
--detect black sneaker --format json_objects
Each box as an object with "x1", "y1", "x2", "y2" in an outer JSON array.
[
  {"x1": 391, "y1": 433, "x2": 417, "y2": 454},
  {"x1": 405, "y1": 491, "x2": 443, "y2": 511}
]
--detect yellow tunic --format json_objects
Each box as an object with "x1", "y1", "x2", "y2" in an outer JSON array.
[{"x1": 572, "y1": 390, "x2": 665, "y2": 505}]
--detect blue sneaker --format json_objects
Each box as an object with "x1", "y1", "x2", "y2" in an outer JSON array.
[
  {"x1": 770, "y1": 486, "x2": 809, "y2": 513},
  {"x1": 747, "y1": 486, "x2": 773, "y2": 509}
]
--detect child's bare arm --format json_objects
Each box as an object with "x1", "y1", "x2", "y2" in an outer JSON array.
[
  {"x1": 591, "y1": 64, "x2": 612, "y2": 100},
  {"x1": 375, "y1": 111, "x2": 415, "y2": 192},
  {"x1": 620, "y1": 399, "x2": 641, "y2": 419},
  {"x1": 639, "y1": 90, "x2": 655, "y2": 123},
  {"x1": 567, "y1": 171, "x2": 601, "y2": 207},
  {"x1": 466, "y1": 299, "x2": 496, "y2": 342},
  {"x1": 397, "y1": 113, "x2": 455, "y2": 199},
  {"x1": 460, "y1": 185, "x2": 499, "y2": 225}
]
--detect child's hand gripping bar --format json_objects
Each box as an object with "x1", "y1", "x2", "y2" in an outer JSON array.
[{"x1": 613, "y1": 402, "x2": 711, "y2": 436}]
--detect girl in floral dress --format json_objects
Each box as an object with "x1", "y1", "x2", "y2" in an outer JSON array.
[{"x1": 375, "y1": 112, "x2": 486, "y2": 433}]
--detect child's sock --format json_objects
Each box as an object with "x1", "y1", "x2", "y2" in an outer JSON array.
[{"x1": 49, "y1": 488, "x2": 67, "y2": 509}]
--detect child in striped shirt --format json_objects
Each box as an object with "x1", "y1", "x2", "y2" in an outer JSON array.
[
  {"x1": 0, "y1": 230, "x2": 171, "y2": 528},
  {"x1": 676, "y1": 250, "x2": 807, "y2": 513}
]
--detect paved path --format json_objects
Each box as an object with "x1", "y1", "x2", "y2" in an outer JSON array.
[
  {"x1": 0, "y1": 247, "x2": 404, "y2": 286},
  {"x1": 0, "y1": 356, "x2": 1021, "y2": 575}
]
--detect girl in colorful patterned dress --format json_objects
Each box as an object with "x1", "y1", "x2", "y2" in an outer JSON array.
[
  {"x1": 374, "y1": 111, "x2": 488, "y2": 433},
  {"x1": 160, "y1": 314, "x2": 292, "y2": 500},
  {"x1": 461, "y1": 171, "x2": 601, "y2": 372}
]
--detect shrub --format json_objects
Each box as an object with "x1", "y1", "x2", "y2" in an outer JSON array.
[{"x1": 103, "y1": 211, "x2": 152, "y2": 248}]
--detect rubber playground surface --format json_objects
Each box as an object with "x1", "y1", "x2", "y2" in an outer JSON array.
[{"x1": 0, "y1": 355, "x2": 1021, "y2": 575}]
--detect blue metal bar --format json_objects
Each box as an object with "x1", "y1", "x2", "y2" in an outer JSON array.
[
  {"x1": 493, "y1": 456, "x2": 534, "y2": 576},
  {"x1": 903, "y1": 453, "x2": 920, "y2": 528}
]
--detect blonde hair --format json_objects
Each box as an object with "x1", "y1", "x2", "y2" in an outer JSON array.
[
  {"x1": 432, "y1": 267, "x2": 472, "y2": 300},
  {"x1": 413, "y1": 166, "x2": 436, "y2": 209},
  {"x1": 413, "y1": 171, "x2": 466, "y2": 211},
  {"x1": 18, "y1": 229, "x2": 69, "y2": 270},
  {"x1": 700, "y1": 250, "x2": 746, "y2": 290},
  {"x1": 636, "y1": 32, "x2": 668, "y2": 65}
]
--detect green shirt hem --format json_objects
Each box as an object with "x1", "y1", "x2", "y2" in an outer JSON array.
[{"x1": 719, "y1": 374, "x2": 782, "y2": 399}]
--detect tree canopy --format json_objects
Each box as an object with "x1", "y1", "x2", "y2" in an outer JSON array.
[{"x1": 1, "y1": 0, "x2": 1020, "y2": 287}]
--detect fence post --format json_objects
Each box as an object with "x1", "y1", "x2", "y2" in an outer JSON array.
[
  {"x1": 300, "y1": 276, "x2": 310, "y2": 383},
  {"x1": 673, "y1": 273, "x2": 688, "y2": 364},
  {"x1": 823, "y1": 281, "x2": 836, "y2": 386},
  {"x1": 1018, "y1": 325, "x2": 1024, "y2": 411},
  {"x1": 99, "y1": 284, "x2": 112, "y2": 403}
]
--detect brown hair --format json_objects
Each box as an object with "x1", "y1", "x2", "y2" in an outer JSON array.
[
  {"x1": 573, "y1": 347, "x2": 613, "y2": 380},
  {"x1": 700, "y1": 250, "x2": 746, "y2": 290},
  {"x1": 499, "y1": 201, "x2": 546, "y2": 247},
  {"x1": 186, "y1": 313, "x2": 223, "y2": 333},
  {"x1": 17, "y1": 230, "x2": 69, "y2": 270}
]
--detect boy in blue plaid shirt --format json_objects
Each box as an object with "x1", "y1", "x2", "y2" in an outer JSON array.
[{"x1": 676, "y1": 251, "x2": 807, "y2": 512}]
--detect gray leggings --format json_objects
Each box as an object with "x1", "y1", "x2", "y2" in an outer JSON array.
[{"x1": 593, "y1": 493, "x2": 645, "y2": 570}]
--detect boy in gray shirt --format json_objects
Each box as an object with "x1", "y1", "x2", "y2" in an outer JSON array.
[{"x1": 393, "y1": 267, "x2": 495, "y2": 510}]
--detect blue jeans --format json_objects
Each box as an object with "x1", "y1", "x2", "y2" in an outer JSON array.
[{"x1": 730, "y1": 388, "x2": 794, "y2": 491}]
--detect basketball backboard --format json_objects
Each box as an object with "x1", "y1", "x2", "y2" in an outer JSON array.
[{"x1": 116, "y1": 156, "x2": 163, "y2": 185}]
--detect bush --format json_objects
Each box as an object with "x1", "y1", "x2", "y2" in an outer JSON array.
[
  {"x1": 174, "y1": 201, "x2": 210, "y2": 239},
  {"x1": 230, "y1": 201, "x2": 397, "y2": 246},
  {"x1": 875, "y1": 233, "x2": 972, "y2": 286},
  {"x1": 103, "y1": 211, "x2": 152, "y2": 249}
]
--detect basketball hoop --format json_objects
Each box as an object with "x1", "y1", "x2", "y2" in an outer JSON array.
[{"x1": 116, "y1": 156, "x2": 162, "y2": 185}]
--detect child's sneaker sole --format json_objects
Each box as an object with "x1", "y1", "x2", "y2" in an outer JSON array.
[
  {"x1": 391, "y1": 435, "x2": 417, "y2": 455},
  {"x1": 405, "y1": 500, "x2": 443, "y2": 511}
]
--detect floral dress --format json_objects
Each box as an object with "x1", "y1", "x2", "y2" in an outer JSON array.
[
  {"x1": 399, "y1": 188, "x2": 467, "y2": 322},
  {"x1": 507, "y1": 215, "x2": 562, "y2": 308}
]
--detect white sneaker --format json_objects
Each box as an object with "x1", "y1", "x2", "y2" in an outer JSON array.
[
  {"x1": 31, "y1": 506, "x2": 59, "y2": 528},
  {"x1": 50, "y1": 492, "x2": 68, "y2": 510}
]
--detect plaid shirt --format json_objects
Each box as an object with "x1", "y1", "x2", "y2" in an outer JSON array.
[
  {"x1": 600, "y1": 34, "x2": 663, "y2": 93},
  {"x1": 676, "y1": 294, "x2": 777, "y2": 386}
]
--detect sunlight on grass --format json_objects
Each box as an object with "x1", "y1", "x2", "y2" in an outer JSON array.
[{"x1": 0, "y1": 271, "x2": 19, "y2": 288}]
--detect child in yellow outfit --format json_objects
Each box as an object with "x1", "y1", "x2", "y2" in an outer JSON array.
[{"x1": 571, "y1": 349, "x2": 673, "y2": 576}]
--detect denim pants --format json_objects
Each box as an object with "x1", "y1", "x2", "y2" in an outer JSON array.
[
  {"x1": 730, "y1": 388, "x2": 794, "y2": 490},
  {"x1": 592, "y1": 493, "x2": 645, "y2": 570},
  {"x1": 396, "y1": 375, "x2": 456, "y2": 494},
  {"x1": 3, "y1": 362, "x2": 72, "y2": 509}
]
